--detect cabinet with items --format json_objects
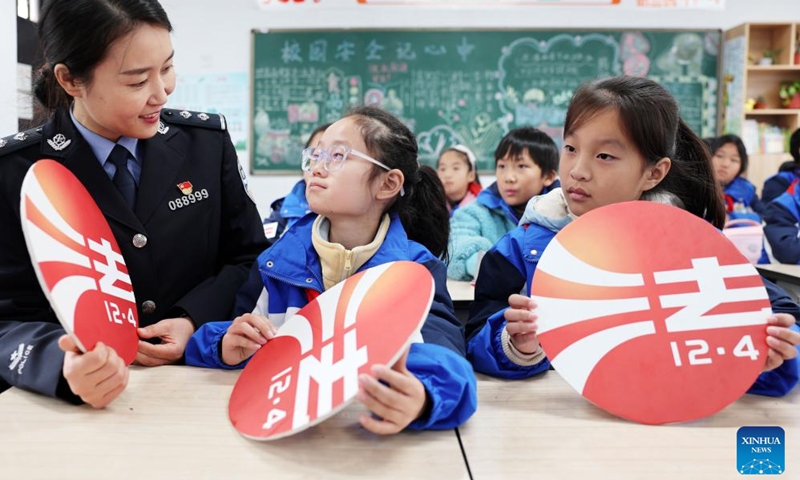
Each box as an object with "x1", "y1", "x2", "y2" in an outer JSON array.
[{"x1": 720, "y1": 23, "x2": 800, "y2": 193}]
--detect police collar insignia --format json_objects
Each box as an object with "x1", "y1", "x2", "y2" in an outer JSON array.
[
  {"x1": 158, "y1": 122, "x2": 169, "y2": 135},
  {"x1": 47, "y1": 133, "x2": 72, "y2": 151}
]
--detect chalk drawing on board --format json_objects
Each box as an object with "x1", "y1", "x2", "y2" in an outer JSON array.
[
  {"x1": 649, "y1": 75, "x2": 718, "y2": 139},
  {"x1": 656, "y1": 33, "x2": 705, "y2": 77},
  {"x1": 497, "y1": 34, "x2": 621, "y2": 131}
]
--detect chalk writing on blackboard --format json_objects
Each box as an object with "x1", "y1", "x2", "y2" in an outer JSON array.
[{"x1": 251, "y1": 30, "x2": 719, "y2": 173}]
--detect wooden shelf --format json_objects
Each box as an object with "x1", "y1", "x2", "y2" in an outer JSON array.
[
  {"x1": 747, "y1": 65, "x2": 800, "y2": 71},
  {"x1": 720, "y1": 22, "x2": 799, "y2": 192},
  {"x1": 748, "y1": 23, "x2": 795, "y2": 66},
  {"x1": 746, "y1": 109, "x2": 800, "y2": 115}
]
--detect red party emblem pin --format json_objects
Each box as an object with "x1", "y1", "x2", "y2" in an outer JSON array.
[
  {"x1": 177, "y1": 181, "x2": 193, "y2": 195},
  {"x1": 229, "y1": 261, "x2": 434, "y2": 440},
  {"x1": 20, "y1": 160, "x2": 139, "y2": 364},
  {"x1": 531, "y1": 202, "x2": 770, "y2": 425}
]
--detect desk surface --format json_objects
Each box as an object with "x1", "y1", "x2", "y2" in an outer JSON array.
[
  {"x1": 447, "y1": 279, "x2": 474, "y2": 303},
  {"x1": 460, "y1": 373, "x2": 800, "y2": 480},
  {"x1": 0, "y1": 366, "x2": 469, "y2": 480},
  {"x1": 757, "y1": 263, "x2": 800, "y2": 284}
]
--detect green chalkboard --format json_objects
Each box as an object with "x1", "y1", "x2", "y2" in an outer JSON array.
[{"x1": 251, "y1": 29, "x2": 720, "y2": 173}]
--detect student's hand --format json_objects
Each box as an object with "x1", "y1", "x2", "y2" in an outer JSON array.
[
  {"x1": 221, "y1": 313, "x2": 278, "y2": 366},
  {"x1": 58, "y1": 335, "x2": 129, "y2": 408},
  {"x1": 135, "y1": 317, "x2": 195, "y2": 366},
  {"x1": 357, "y1": 347, "x2": 427, "y2": 435},
  {"x1": 763, "y1": 314, "x2": 800, "y2": 372},
  {"x1": 504, "y1": 294, "x2": 540, "y2": 354}
]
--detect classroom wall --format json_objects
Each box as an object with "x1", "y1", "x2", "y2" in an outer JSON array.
[
  {"x1": 158, "y1": 0, "x2": 797, "y2": 217},
  {"x1": 0, "y1": 1, "x2": 17, "y2": 136},
  {"x1": 4, "y1": 1, "x2": 797, "y2": 217}
]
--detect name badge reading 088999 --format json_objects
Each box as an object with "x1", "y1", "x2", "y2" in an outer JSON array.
[{"x1": 168, "y1": 181, "x2": 208, "y2": 211}]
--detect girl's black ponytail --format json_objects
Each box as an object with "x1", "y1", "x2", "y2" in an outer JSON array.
[
  {"x1": 396, "y1": 164, "x2": 450, "y2": 262},
  {"x1": 668, "y1": 119, "x2": 726, "y2": 229},
  {"x1": 347, "y1": 106, "x2": 450, "y2": 261}
]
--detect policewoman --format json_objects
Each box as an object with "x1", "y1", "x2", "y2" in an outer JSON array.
[{"x1": 0, "y1": 0, "x2": 267, "y2": 407}]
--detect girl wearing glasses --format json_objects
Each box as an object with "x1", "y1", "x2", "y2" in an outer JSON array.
[
  {"x1": 186, "y1": 106, "x2": 477, "y2": 435},
  {"x1": 261, "y1": 123, "x2": 331, "y2": 243}
]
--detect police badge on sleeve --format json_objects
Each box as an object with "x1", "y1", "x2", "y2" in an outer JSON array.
[{"x1": 237, "y1": 160, "x2": 256, "y2": 204}]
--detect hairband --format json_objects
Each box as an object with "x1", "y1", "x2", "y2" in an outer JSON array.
[{"x1": 449, "y1": 144, "x2": 477, "y2": 168}]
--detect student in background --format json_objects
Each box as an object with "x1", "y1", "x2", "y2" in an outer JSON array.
[
  {"x1": 0, "y1": 0, "x2": 267, "y2": 407},
  {"x1": 186, "y1": 106, "x2": 476, "y2": 434},
  {"x1": 447, "y1": 127, "x2": 559, "y2": 281},
  {"x1": 762, "y1": 128, "x2": 800, "y2": 204},
  {"x1": 467, "y1": 76, "x2": 800, "y2": 398},
  {"x1": 262, "y1": 123, "x2": 331, "y2": 242},
  {"x1": 763, "y1": 153, "x2": 800, "y2": 263},
  {"x1": 710, "y1": 134, "x2": 763, "y2": 221},
  {"x1": 436, "y1": 144, "x2": 482, "y2": 217}
]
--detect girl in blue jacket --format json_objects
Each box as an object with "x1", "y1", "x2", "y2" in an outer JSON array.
[
  {"x1": 467, "y1": 76, "x2": 800, "y2": 398},
  {"x1": 710, "y1": 134, "x2": 764, "y2": 222},
  {"x1": 261, "y1": 123, "x2": 330, "y2": 243},
  {"x1": 761, "y1": 128, "x2": 800, "y2": 204},
  {"x1": 186, "y1": 106, "x2": 476, "y2": 434}
]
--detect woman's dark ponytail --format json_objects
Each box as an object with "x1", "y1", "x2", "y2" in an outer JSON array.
[{"x1": 33, "y1": 65, "x2": 72, "y2": 113}]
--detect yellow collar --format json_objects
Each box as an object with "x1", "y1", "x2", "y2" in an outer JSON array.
[{"x1": 311, "y1": 214, "x2": 391, "y2": 291}]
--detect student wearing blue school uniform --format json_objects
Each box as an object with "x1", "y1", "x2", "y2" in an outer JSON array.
[
  {"x1": 186, "y1": 106, "x2": 476, "y2": 434},
  {"x1": 710, "y1": 134, "x2": 764, "y2": 222},
  {"x1": 763, "y1": 181, "x2": 800, "y2": 264},
  {"x1": 262, "y1": 123, "x2": 331, "y2": 242},
  {"x1": 762, "y1": 128, "x2": 800, "y2": 204},
  {"x1": 467, "y1": 76, "x2": 800, "y2": 396},
  {"x1": 447, "y1": 127, "x2": 559, "y2": 281}
]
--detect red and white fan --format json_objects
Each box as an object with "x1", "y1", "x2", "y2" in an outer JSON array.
[
  {"x1": 531, "y1": 201, "x2": 770, "y2": 424},
  {"x1": 20, "y1": 159, "x2": 139, "y2": 364},
  {"x1": 229, "y1": 261, "x2": 434, "y2": 440}
]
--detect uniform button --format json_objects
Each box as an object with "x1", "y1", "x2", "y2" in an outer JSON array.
[
  {"x1": 266, "y1": 261, "x2": 274, "y2": 268},
  {"x1": 305, "y1": 278, "x2": 313, "y2": 283},
  {"x1": 132, "y1": 233, "x2": 148, "y2": 248},
  {"x1": 142, "y1": 300, "x2": 156, "y2": 314}
]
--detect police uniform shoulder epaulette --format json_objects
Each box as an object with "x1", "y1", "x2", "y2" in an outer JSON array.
[
  {"x1": 160, "y1": 109, "x2": 227, "y2": 131},
  {"x1": 0, "y1": 126, "x2": 43, "y2": 157}
]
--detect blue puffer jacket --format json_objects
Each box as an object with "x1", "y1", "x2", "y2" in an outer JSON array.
[
  {"x1": 262, "y1": 180, "x2": 311, "y2": 243},
  {"x1": 764, "y1": 188, "x2": 800, "y2": 264},
  {"x1": 468, "y1": 205, "x2": 800, "y2": 397},
  {"x1": 186, "y1": 213, "x2": 477, "y2": 430},
  {"x1": 762, "y1": 169, "x2": 800, "y2": 205},
  {"x1": 724, "y1": 176, "x2": 764, "y2": 222},
  {"x1": 447, "y1": 180, "x2": 558, "y2": 281}
]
